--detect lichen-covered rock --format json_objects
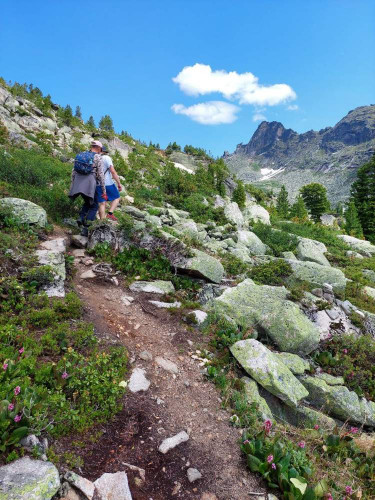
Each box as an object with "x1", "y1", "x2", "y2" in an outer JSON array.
[
  {"x1": 230, "y1": 339, "x2": 308, "y2": 407},
  {"x1": 296, "y1": 238, "x2": 331, "y2": 267},
  {"x1": 36, "y1": 238, "x2": 66, "y2": 298},
  {"x1": 178, "y1": 249, "x2": 224, "y2": 284},
  {"x1": 123, "y1": 205, "x2": 146, "y2": 219},
  {"x1": 228, "y1": 245, "x2": 252, "y2": 263},
  {"x1": 224, "y1": 202, "x2": 244, "y2": 227},
  {"x1": 0, "y1": 457, "x2": 60, "y2": 500},
  {"x1": 129, "y1": 280, "x2": 175, "y2": 294},
  {"x1": 364, "y1": 286, "x2": 375, "y2": 301},
  {"x1": 315, "y1": 373, "x2": 345, "y2": 385},
  {"x1": 286, "y1": 259, "x2": 347, "y2": 293},
  {"x1": 274, "y1": 352, "x2": 310, "y2": 375},
  {"x1": 301, "y1": 376, "x2": 375, "y2": 426},
  {"x1": 173, "y1": 219, "x2": 199, "y2": 238},
  {"x1": 241, "y1": 376, "x2": 273, "y2": 420},
  {"x1": 0, "y1": 197, "x2": 47, "y2": 227},
  {"x1": 337, "y1": 235, "x2": 375, "y2": 256},
  {"x1": 214, "y1": 279, "x2": 320, "y2": 354},
  {"x1": 235, "y1": 230, "x2": 268, "y2": 255},
  {"x1": 320, "y1": 214, "x2": 337, "y2": 226},
  {"x1": 243, "y1": 203, "x2": 270, "y2": 225}
]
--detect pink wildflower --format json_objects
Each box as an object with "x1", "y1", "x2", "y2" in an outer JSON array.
[
  {"x1": 19, "y1": 347, "x2": 24, "y2": 354},
  {"x1": 271, "y1": 463, "x2": 276, "y2": 470},
  {"x1": 326, "y1": 495, "x2": 333, "y2": 500},
  {"x1": 263, "y1": 419, "x2": 272, "y2": 433},
  {"x1": 8, "y1": 403, "x2": 14, "y2": 411},
  {"x1": 343, "y1": 348, "x2": 348, "y2": 354},
  {"x1": 345, "y1": 486, "x2": 353, "y2": 495},
  {"x1": 14, "y1": 415, "x2": 21, "y2": 423},
  {"x1": 61, "y1": 371, "x2": 68, "y2": 379},
  {"x1": 350, "y1": 427, "x2": 359, "y2": 434},
  {"x1": 243, "y1": 439, "x2": 249, "y2": 445},
  {"x1": 298, "y1": 441, "x2": 306, "y2": 449},
  {"x1": 314, "y1": 424, "x2": 320, "y2": 430},
  {"x1": 2, "y1": 363, "x2": 8, "y2": 370},
  {"x1": 14, "y1": 386, "x2": 20, "y2": 396},
  {"x1": 267, "y1": 455, "x2": 273, "y2": 463}
]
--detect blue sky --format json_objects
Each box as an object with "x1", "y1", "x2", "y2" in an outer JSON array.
[{"x1": 1, "y1": 0, "x2": 374, "y2": 156}]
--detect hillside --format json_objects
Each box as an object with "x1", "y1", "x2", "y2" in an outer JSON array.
[
  {"x1": 2, "y1": 78, "x2": 375, "y2": 499},
  {"x1": 224, "y1": 105, "x2": 375, "y2": 203}
]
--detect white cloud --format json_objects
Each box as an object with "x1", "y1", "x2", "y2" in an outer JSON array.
[
  {"x1": 172, "y1": 63, "x2": 297, "y2": 106},
  {"x1": 171, "y1": 101, "x2": 239, "y2": 125},
  {"x1": 287, "y1": 104, "x2": 299, "y2": 111},
  {"x1": 253, "y1": 113, "x2": 267, "y2": 122}
]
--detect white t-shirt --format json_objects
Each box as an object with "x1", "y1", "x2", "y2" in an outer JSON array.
[{"x1": 102, "y1": 155, "x2": 114, "y2": 186}]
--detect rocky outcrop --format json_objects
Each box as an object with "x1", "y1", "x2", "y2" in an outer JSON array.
[
  {"x1": 235, "y1": 230, "x2": 268, "y2": 255},
  {"x1": 224, "y1": 105, "x2": 375, "y2": 203},
  {"x1": 214, "y1": 279, "x2": 320, "y2": 354},
  {"x1": 230, "y1": 339, "x2": 308, "y2": 407},
  {"x1": 178, "y1": 249, "x2": 224, "y2": 284},
  {"x1": 241, "y1": 376, "x2": 273, "y2": 420},
  {"x1": 0, "y1": 197, "x2": 47, "y2": 227},
  {"x1": 243, "y1": 203, "x2": 271, "y2": 225},
  {"x1": 224, "y1": 202, "x2": 244, "y2": 227},
  {"x1": 337, "y1": 234, "x2": 375, "y2": 256},
  {"x1": 129, "y1": 280, "x2": 175, "y2": 294},
  {"x1": 286, "y1": 259, "x2": 347, "y2": 293},
  {"x1": 36, "y1": 238, "x2": 66, "y2": 297},
  {"x1": 296, "y1": 237, "x2": 330, "y2": 267}
]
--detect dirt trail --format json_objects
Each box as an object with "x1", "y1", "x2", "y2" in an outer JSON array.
[{"x1": 63, "y1": 234, "x2": 266, "y2": 500}]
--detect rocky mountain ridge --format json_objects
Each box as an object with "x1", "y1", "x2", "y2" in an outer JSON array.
[{"x1": 224, "y1": 105, "x2": 375, "y2": 203}]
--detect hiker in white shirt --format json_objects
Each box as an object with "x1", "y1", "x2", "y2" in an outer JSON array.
[{"x1": 96, "y1": 146, "x2": 123, "y2": 221}]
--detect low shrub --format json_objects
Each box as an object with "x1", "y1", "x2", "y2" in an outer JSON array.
[
  {"x1": 248, "y1": 259, "x2": 293, "y2": 286},
  {"x1": 252, "y1": 223, "x2": 298, "y2": 256}
]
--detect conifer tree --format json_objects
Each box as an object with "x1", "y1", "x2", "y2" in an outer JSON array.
[
  {"x1": 344, "y1": 200, "x2": 363, "y2": 238},
  {"x1": 300, "y1": 183, "x2": 330, "y2": 222},
  {"x1": 232, "y1": 180, "x2": 246, "y2": 209},
  {"x1": 86, "y1": 116, "x2": 96, "y2": 130},
  {"x1": 276, "y1": 185, "x2": 290, "y2": 218},
  {"x1": 75, "y1": 105, "x2": 82, "y2": 119},
  {"x1": 351, "y1": 155, "x2": 375, "y2": 242},
  {"x1": 99, "y1": 114, "x2": 114, "y2": 132},
  {"x1": 290, "y1": 196, "x2": 308, "y2": 220}
]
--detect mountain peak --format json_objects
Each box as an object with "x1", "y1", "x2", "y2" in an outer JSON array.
[{"x1": 235, "y1": 120, "x2": 297, "y2": 157}]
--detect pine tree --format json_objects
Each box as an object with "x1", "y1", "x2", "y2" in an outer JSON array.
[
  {"x1": 232, "y1": 180, "x2": 246, "y2": 209},
  {"x1": 86, "y1": 116, "x2": 96, "y2": 130},
  {"x1": 290, "y1": 196, "x2": 308, "y2": 220},
  {"x1": 351, "y1": 155, "x2": 375, "y2": 242},
  {"x1": 61, "y1": 105, "x2": 73, "y2": 126},
  {"x1": 300, "y1": 183, "x2": 330, "y2": 222},
  {"x1": 99, "y1": 115, "x2": 114, "y2": 132},
  {"x1": 344, "y1": 200, "x2": 363, "y2": 238},
  {"x1": 75, "y1": 105, "x2": 82, "y2": 119},
  {"x1": 276, "y1": 185, "x2": 290, "y2": 218}
]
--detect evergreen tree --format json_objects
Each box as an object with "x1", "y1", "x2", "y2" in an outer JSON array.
[
  {"x1": 86, "y1": 116, "x2": 96, "y2": 130},
  {"x1": 351, "y1": 155, "x2": 375, "y2": 242},
  {"x1": 276, "y1": 185, "x2": 290, "y2": 218},
  {"x1": 99, "y1": 114, "x2": 114, "y2": 132},
  {"x1": 344, "y1": 200, "x2": 363, "y2": 238},
  {"x1": 290, "y1": 196, "x2": 308, "y2": 220},
  {"x1": 75, "y1": 105, "x2": 82, "y2": 119},
  {"x1": 232, "y1": 180, "x2": 246, "y2": 209},
  {"x1": 61, "y1": 105, "x2": 73, "y2": 126},
  {"x1": 300, "y1": 183, "x2": 330, "y2": 222}
]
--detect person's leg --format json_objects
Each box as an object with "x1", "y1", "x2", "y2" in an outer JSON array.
[
  {"x1": 86, "y1": 192, "x2": 99, "y2": 222},
  {"x1": 79, "y1": 195, "x2": 90, "y2": 223},
  {"x1": 108, "y1": 197, "x2": 120, "y2": 214},
  {"x1": 98, "y1": 202, "x2": 106, "y2": 219}
]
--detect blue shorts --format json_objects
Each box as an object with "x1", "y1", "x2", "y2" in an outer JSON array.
[{"x1": 96, "y1": 184, "x2": 120, "y2": 203}]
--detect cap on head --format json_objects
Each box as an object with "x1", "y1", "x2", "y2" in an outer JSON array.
[
  {"x1": 91, "y1": 140, "x2": 103, "y2": 148},
  {"x1": 101, "y1": 145, "x2": 109, "y2": 154}
]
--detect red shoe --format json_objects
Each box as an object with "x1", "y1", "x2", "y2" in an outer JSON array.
[{"x1": 106, "y1": 213, "x2": 118, "y2": 222}]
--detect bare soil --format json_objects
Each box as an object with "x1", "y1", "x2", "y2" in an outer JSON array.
[{"x1": 54, "y1": 236, "x2": 266, "y2": 500}]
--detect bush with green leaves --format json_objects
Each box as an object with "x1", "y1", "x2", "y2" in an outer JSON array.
[
  {"x1": 300, "y1": 183, "x2": 330, "y2": 222},
  {"x1": 252, "y1": 223, "x2": 298, "y2": 256},
  {"x1": 248, "y1": 259, "x2": 293, "y2": 286}
]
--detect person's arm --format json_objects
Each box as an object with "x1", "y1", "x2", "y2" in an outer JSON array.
[
  {"x1": 94, "y1": 155, "x2": 107, "y2": 198},
  {"x1": 109, "y1": 166, "x2": 122, "y2": 191}
]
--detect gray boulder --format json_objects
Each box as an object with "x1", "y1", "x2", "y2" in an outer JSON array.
[
  {"x1": 337, "y1": 234, "x2": 375, "y2": 256},
  {"x1": 0, "y1": 198, "x2": 47, "y2": 227},
  {"x1": 224, "y1": 202, "x2": 244, "y2": 227},
  {"x1": 320, "y1": 214, "x2": 337, "y2": 226},
  {"x1": 178, "y1": 249, "x2": 224, "y2": 284},
  {"x1": 214, "y1": 279, "x2": 320, "y2": 354},
  {"x1": 129, "y1": 280, "x2": 175, "y2": 294},
  {"x1": 173, "y1": 219, "x2": 199, "y2": 238},
  {"x1": 296, "y1": 237, "x2": 331, "y2": 267},
  {"x1": 0, "y1": 457, "x2": 60, "y2": 499},
  {"x1": 243, "y1": 203, "x2": 270, "y2": 225},
  {"x1": 230, "y1": 340, "x2": 308, "y2": 407},
  {"x1": 273, "y1": 352, "x2": 310, "y2": 375},
  {"x1": 94, "y1": 471, "x2": 132, "y2": 500},
  {"x1": 35, "y1": 238, "x2": 66, "y2": 298},
  {"x1": 286, "y1": 259, "x2": 347, "y2": 293},
  {"x1": 241, "y1": 376, "x2": 273, "y2": 420},
  {"x1": 236, "y1": 230, "x2": 268, "y2": 255}
]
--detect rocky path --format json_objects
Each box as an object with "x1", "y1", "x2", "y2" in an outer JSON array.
[{"x1": 69, "y1": 241, "x2": 266, "y2": 500}]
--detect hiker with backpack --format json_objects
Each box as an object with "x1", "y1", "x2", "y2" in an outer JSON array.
[
  {"x1": 97, "y1": 145, "x2": 122, "y2": 221},
  {"x1": 69, "y1": 140, "x2": 107, "y2": 236}
]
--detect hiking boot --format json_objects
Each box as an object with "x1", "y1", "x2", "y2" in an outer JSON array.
[
  {"x1": 106, "y1": 213, "x2": 118, "y2": 222},
  {"x1": 80, "y1": 226, "x2": 89, "y2": 237}
]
